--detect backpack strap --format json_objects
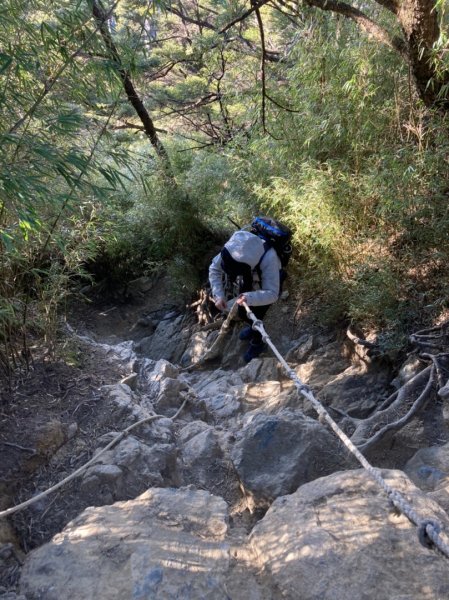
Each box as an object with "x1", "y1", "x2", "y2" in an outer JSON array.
[{"x1": 256, "y1": 241, "x2": 287, "y2": 294}]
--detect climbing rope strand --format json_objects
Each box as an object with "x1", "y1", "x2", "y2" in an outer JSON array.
[
  {"x1": 0, "y1": 399, "x2": 188, "y2": 520},
  {"x1": 242, "y1": 302, "x2": 449, "y2": 559}
]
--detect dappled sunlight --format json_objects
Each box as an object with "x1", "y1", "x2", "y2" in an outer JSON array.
[
  {"x1": 22, "y1": 489, "x2": 235, "y2": 599},
  {"x1": 250, "y1": 471, "x2": 449, "y2": 599}
]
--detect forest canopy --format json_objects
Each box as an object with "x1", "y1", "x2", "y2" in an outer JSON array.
[{"x1": 1, "y1": 0, "x2": 449, "y2": 374}]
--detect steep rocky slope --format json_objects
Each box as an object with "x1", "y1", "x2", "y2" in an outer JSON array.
[{"x1": 2, "y1": 278, "x2": 449, "y2": 599}]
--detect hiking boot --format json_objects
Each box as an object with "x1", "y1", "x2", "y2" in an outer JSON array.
[
  {"x1": 243, "y1": 341, "x2": 266, "y2": 363},
  {"x1": 239, "y1": 326, "x2": 253, "y2": 341}
]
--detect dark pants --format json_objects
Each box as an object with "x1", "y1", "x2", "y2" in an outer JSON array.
[{"x1": 238, "y1": 304, "x2": 270, "y2": 344}]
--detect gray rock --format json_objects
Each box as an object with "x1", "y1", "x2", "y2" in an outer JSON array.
[
  {"x1": 179, "y1": 428, "x2": 240, "y2": 501},
  {"x1": 154, "y1": 377, "x2": 188, "y2": 413},
  {"x1": 187, "y1": 369, "x2": 245, "y2": 422},
  {"x1": 232, "y1": 409, "x2": 349, "y2": 501},
  {"x1": 243, "y1": 381, "x2": 293, "y2": 415},
  {"x1": 100, "y1": 383, "x2": 152, "y2": 428},
  {"x1": 20, "y1": 488, "x2": 233, "y2": 600},
  {"x1": 203, "y1": 392, "x2": 241, "y2": 419},
  {"x1": 120, "y1": 372, "x2": 138, "y2": 390},
  {"x1": 181, "y1": 429, "x2": 224, "y2": 487},
  {"x1": 295, "y1": 341, "x2": 351, "y2": 392},
  {"x1": 80, "y1": 435, "x2": 178, "y2": 504},
  {"x1": 285, "y1": 334, "x2": 315, "y2": 362},
  {"x1": 138, "y1": 316, "x2": 189, "y2": 362},
  {"x1": 405, "y1": 443, "x2": 449, "y2": 492},
  {"x1": 177, "y1": 421, "x2": 211, "y2": 445},
  {"x1": 180, "y1": 330, "x2": 211, "y2": 366},
  {"x1": 250, "y1": 469, "x2": 449, "y2": 600},
  {"x1": 239, "y1": 358, "x2": 280, "y2": 383},
  {"x1": 439, "y1": 379, "x2": 449, "y2": 400},
  {"x1": 101, "y1": 340, "x2": 136, "y2": 364},
  {"x1": 138, "y1": 358, "x2": 180, "y2": 395},
  {"x1": 133, "y1": 335, "x2": 154, "y2": 355},
  {"x1": 316, "y1": 364, "x2": 391, "y2": 419},
  {"x1": 429, "y1": 484, "x2": 449, "y2": 513},
  {"x1": 183, "y1": 429, "x2": 223, "y2": 465}
]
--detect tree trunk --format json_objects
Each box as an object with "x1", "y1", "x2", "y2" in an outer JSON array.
[
  {"x1": 397, "y1": 0, "x2": 448, "y2": 108},
  {"x1": 304, "y1": 0, "x2": 448, "y2": 109},
  {"x1": 91, "y1": 0, "x2": 174, "y2": 167}
]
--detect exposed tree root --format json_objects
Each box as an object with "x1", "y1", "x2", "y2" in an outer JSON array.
[
  {"x1": 350, "y1": 365, "x2": 435, "y2": 453},
  {"x1": 345, "y1": 322, "x2": 449, "y2": 454},
  {"x1": 190, "y1": 288, "x2": 217, "y2": 325},
  {"x1": 410, "y1": 319, "x2": 449, "y2": 352}
]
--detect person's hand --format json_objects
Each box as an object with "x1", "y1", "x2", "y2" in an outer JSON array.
[
  {"x1": 236, "y1": 294, "x2": 247, "y2": 306},
  {"x1": 214, "y1": 297, "x2": 227, "y2": 311}
]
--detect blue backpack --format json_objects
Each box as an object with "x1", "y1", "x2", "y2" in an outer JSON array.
[{"x1": 250, "y1": 216, "x2": 292, "y2": 268}]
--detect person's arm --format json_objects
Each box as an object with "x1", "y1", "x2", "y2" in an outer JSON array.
[
  {"x1": 209, "y1": 254, "x2": 227, "y2": 310},
  {"x1": 240, "y1": 249, "x2": 280, "y2": 307}
]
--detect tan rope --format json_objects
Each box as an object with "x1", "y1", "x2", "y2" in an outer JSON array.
[
  {"x1": 0, "y1": 399, "x2": 188, "y2": 519},
  {"x1": 242, "y1": 301, "x2": 449, "y2": 558}
]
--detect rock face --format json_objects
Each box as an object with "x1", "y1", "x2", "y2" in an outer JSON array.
[
  {"x1": 20, "y1": 488, "x2": 232, "y2": 600},
  {"x1": 316, "y1": 364, "x2": 391, "y2": 419},
  {"x1": 405, "y1": 443, "x2": 449, "y2": 513},
  {"x1": 405, "y1": 443, "x2": 449, "y2": 492},
  {"x1": 80, "y1": 434, "x2": 179, "y2": 504},
  {"x1": 20, "y1": 471, "x2": 449, "y2": 600},
  {"x1": 12, "y1": 313, "x2": 449, "y2": 600},
  {"x1": 250, "y1": 469, "x2": 449, "y2": 600},
  {"x1": 136, "y1": 315, "x2": 190, "y2": 363},
  {"x1": 231, "y1": 409, "x2": 350, "y2": 501}
]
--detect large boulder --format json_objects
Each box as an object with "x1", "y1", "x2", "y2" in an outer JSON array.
[
  {"x1": 20, "y1": 488, "x2": 231, "y2": 600},
  {"x1": 231, "y1": 409, "x2": 350, "y2": 501},
  {"x1": 239, "y1": 358, "x2": 281, "y2": 384},
  {"x1": 250, "y1": 469, "x2": 449, "y2": 600},
  {"x1": 99, "y1": 383, "x2": 152, "y2": 428}
]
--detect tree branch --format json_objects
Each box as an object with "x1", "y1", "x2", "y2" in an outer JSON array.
[
  {"x1": 220, "y1": 0, "x2": 271, "y2": 33},
  {"x1": 254, "y1": 3, "x2": 268, "y2": 133},
  {"x1": 304, "y1": 0, "x2": 407, "y2": 59},
  {"x1": 91, "y1": 0, "x2": 171, "y2": 165},
  {"x1": 166, "y1": 5, "x2": 216, "y2": 31}
]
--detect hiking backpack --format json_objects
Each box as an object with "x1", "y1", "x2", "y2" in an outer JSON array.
[
  {"x1": 220, "y1": 216, "x2": 292, "y2": 298},
  {"x1": 250, "y1": 216, "x2": 292, "y2": 268}
]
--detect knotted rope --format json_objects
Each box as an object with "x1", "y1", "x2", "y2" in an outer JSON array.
[{"x1": 242, "y1": 302, "x2": 449, "y2": 558}]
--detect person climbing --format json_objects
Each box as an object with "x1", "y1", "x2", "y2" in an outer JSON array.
[{"x1": 209, "y1": 216, "x2": 292, "y2": 363}]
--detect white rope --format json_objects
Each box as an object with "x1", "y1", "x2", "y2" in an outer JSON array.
[
  {"x1": 242, "y1": 302, "x2": 449, "y2": 558},
  {"x1": 0, "y1": 399, "x2": 188, "y2": 519}
]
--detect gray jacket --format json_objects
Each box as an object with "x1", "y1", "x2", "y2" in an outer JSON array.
[{"x1": 209, "y1": 230, "x2": 281, "y2": 307}]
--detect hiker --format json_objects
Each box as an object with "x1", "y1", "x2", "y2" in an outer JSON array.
[{"x1": 209, "y1": 216, "x2": 291, "y2": 363}]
